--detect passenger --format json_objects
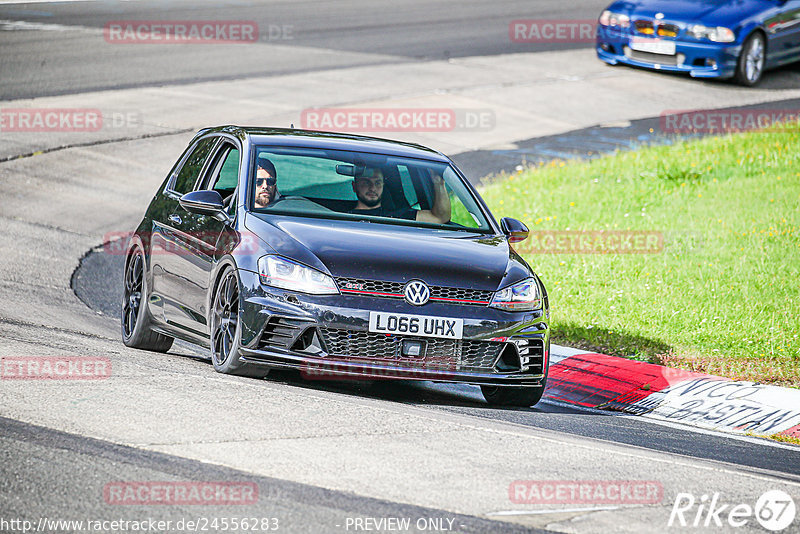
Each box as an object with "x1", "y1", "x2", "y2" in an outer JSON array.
[
  {"x1": 254, "y1": 157, "x2": 279, "y2": 208},
  {"x1": 350, "y1": 167, "x2": 450, "y2": 223}
]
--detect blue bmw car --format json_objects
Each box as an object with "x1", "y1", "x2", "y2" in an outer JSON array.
[{"x1": 596, "y1": 0, "x2": 800, "y2": 85}]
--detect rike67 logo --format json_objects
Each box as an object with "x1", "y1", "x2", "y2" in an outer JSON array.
[{"x1": 669, "y1": 490, "x2": 796, "y2": 531}]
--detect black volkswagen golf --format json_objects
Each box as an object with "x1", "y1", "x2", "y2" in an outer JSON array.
[{"x1": 122, "y1": 126, "x2": 550, "y2": 406}]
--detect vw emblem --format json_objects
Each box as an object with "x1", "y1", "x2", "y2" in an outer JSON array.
[{"x1": 404, "y1": 280, "x2": 430, "y2": 306}]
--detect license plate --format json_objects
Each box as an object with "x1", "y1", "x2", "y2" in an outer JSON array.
[
  {"x1": 630, "y1": 38, "x2": 675, "y2": 56},
  {"x1": 369, "y1": 311, "x2": 463, "y2": 340}
]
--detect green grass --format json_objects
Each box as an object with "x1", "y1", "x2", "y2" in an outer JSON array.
[
  {"x1": 479, "y1": 125, "x2": 800, "y2": 387},
  {"x1": 765, "y1": 433, "x2": 800, "y2": 446},
  {"x1": 745, "y1": 430, "x2": 800, "y2": 446}
]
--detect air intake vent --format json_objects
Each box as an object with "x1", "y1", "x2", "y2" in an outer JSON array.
[
  {"x1": 516, "y1": 338, "x2": 545, "y2": 375},
  {"x1": 257, "y1": 316, "x2": 313, "y2": 351}
]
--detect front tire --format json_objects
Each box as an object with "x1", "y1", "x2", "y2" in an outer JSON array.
[
  {"x1": 209, "y1": 267, "x2": 270, "y2": 378},
  {"x1": 735, "y1": 32, "x2": 765, "y2": 86},
  {"x1": 481, "y1": 385, "x2": 545, "y2": 407},
  {"x1": 121, "y1": 247, "x2": 174, "y2": 352}
]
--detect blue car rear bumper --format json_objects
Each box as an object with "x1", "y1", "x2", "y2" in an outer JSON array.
[{"x1": 596, "y1": 31, "x2": 741, "y2": 79}]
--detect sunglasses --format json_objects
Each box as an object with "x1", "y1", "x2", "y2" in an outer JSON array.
[
  {"x1": 355, "y1": 177, "x2": 384, "y2": 186},
  {"x1": 256, "y1": 177, "x2": 277, "y2": 187}
]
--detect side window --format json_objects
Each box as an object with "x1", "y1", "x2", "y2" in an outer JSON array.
[
  {"x1": 210, "y1": 147, "x2": 240, "y2": 194},
  {"x1": 171, "y1": 137, "x2": 217, "y2": 195},
  {"x1": 207, "y1": 146, "x2": 240, "y2": 213},
  {"x1": 398, "y1": 165, "x2": 419, "y2": 208},
  {"x1": 442, "y1": 167, "x2": 481, "y2": 228}
]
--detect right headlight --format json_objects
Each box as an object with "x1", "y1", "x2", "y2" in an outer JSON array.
[
  {"x1": 490, "y1": 278, "x2": 542, "y2": 312},
  {"x1": 689, "y1": 24, "x2": 735, "y2": 43},
  {"x1": 257, "y1": 255, "x2": 339, "y2": 295},
  {"x1": 599, "y1": 10, "x2": 630, "y2": 28}
]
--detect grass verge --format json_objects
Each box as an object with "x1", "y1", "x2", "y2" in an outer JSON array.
[
  {"x1": 479, "y1": 125, "x2": 800, "y2": 387},
  {"x1": 766, "y1": 433, "x2": 800, "y2": 446}
]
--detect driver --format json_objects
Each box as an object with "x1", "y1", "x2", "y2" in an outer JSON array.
[
  {"x1": 350, "y1": 167, "x2": 450, "y2": 223},
  {"x1": 254, "y1": 157, "x2": 279, "y2": 208}
]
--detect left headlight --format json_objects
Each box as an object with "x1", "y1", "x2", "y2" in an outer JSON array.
[
  {"x1": 599, "y1": 10, "x2": 630, "y2": 28},
  {"x1": 689, "y1": 25, "x2": 735, "y2": 43},
  {"x1": 257, "y1": 255, "x2": 339, "y2": 295},
  {"x1": 490, "y1": 277, "x2": 542, "y2": 312}
]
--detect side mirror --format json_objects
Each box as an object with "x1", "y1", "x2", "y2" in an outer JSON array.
[
  {"x1": 179, "y1": 190, "x2": 228, "y2": 220},
  {"x1": 500, "y1": 217, "x2": 529, "y2": 243},
  {"x1": 335, "y1": 164, "x2": 355, "y2": 176}
]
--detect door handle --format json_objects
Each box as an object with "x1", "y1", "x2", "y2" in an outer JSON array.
[{"x1": 168, "y1": 214, "x2": 182, "y2": 225}]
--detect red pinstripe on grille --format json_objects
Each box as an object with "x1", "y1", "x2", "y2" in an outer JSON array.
[{"x1": 340, "y1": 288, "x2": 488, "y2": 304}]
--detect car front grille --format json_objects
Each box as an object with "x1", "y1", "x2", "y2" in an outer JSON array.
[
  {"x1": 626, "y1": 49, "x2": 679, "y2": 65},
  {"x1": 335, "y1": 277, "x2": 494, "y2": 306},
  {"x1": 634, "y1": 20, "x2": 679, "y2": 38},
  {"x1": 318, "y1": 328, "x2": 504, "y2": 372}
]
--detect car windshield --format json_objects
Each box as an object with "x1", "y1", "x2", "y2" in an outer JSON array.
[{"x1": 250, "y1": 146, "x2": 492, "y2": 232}]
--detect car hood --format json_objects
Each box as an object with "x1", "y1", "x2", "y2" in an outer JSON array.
[
  {"x1": 245, "y1": 213, "x2": 530, "y2": 291},
  {"x1": 613, "y1": 0, "x2": 768, "y2": 26}
]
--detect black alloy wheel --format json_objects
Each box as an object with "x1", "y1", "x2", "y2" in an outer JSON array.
[
  {"x1": 210, "y1": 267, "x2": 270, "y2": 378},
  {"x1": 121, "y1": 247, "x2": 173, "y2": 352}
]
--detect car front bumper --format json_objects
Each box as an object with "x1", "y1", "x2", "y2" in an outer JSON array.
[
  {"x1": 236, "y1": 269, "x2": 549, "y2": 387},
  {"x1": 596, "y1": 29, "x2": 741, "y2": 79}
]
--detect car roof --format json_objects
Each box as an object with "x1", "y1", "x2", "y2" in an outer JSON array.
[{"x1": 201, "y1": 125, "x2": 451, "y2": 162}]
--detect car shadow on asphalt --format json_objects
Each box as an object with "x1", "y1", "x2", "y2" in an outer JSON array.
[
  {"x1": 163, "y1": 347, "x2": 615, "y2": 417},
  {"x1": 264, "y1": 369, "x2": 492, "y2": 408}
]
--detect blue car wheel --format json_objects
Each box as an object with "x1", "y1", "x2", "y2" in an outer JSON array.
[{"x1": 735, "y1": 32, "x2": 766, "y2": 86}]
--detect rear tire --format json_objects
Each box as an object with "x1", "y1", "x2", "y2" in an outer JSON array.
[
  {"x1": 121, "y1": 247, "x2": 174, "y2": 352},
  {"x1": 734, "y1": 32, "x2": 765, "y2": 86},
  {"x1": 209, "y1": 267, "x2": 270, "y2": 378},
  {"x1": 481, "y1": 385, "x2": 545, "y2": 407}
]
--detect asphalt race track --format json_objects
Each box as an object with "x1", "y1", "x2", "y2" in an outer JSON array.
[
  {"x1": 0, "y1": 0, "x2": 609, "y2": 100},
  {"x1": 72, "y1": 147, "x2": 800, "y2": 478},
  {"x1": 2, "y1": 1, "x2": 800, "y2": 533}
]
